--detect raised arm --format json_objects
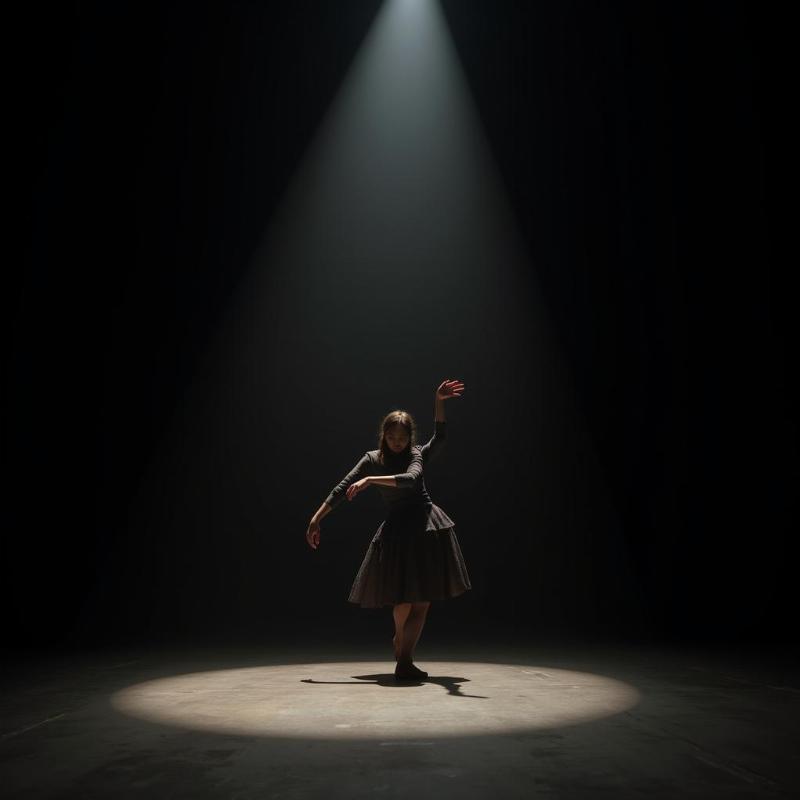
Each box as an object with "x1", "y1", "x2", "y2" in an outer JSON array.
[
  {"x1": 419, "y1": 383, "x2": 452, "y2": 463},
  {"x1": 420, "y1": 419, "x2": 447, "y2": 464}
]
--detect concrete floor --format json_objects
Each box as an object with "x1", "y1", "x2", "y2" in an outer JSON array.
[{"x1": 1, "y1": 634, "x2": 797, "y2": 799}]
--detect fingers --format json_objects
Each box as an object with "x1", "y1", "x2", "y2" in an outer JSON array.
[
  {"x1": 439, "y1": 378, "x2": 465, "y2": 398},
  {"x1": 306, "y1": 526, "x2": 320, "y2": 549}
]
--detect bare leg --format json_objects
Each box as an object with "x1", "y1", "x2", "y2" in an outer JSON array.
[
  {"x1": 392, "y1": 602, "x2": 412, "y2": 659},
  {"x1": 398, "y1": 601, "x2": 430, "y2": 666}
]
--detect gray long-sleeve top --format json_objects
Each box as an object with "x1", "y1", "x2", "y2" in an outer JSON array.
[{"x1": 324, "y1": 420, "x2": 447, "y2": 515}]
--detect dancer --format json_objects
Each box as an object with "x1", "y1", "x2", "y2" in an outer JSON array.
[{"x1": 306, "y1": 379, "x2": 472, "y2": 680}]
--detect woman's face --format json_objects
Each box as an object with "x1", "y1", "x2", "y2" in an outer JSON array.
[{"x1": 384, "y1": 424, "x2": 410, "y2": 454}]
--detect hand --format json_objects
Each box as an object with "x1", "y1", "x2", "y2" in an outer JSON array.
[
  {"x1": 306, "y1": 519, "x2": 321, "y2": 550},
  {"x1": 346, "y1": 477, "x2": 370, "y2": 501},
  {"x1": 436, "y1": 378, "x2": 464, "y2": 400}
]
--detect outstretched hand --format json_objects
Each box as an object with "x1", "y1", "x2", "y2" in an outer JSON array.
[{"x1": 436, "y1": 378, "x2": 465, "y2": 400}]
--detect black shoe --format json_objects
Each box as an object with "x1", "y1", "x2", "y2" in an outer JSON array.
[{"x1": 395, "y1": 662, "x2": 428, "y2": 680}]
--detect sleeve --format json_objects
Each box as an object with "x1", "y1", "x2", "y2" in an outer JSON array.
[
  {"x1": 419, "y1": 420, "x2": 447, "y2": 464},
  {"x1": 394, "y1": 446, "x2": 424, "y2": 488},
  {"x1": 324, "y1": 451, "x2": 371, "y2": 511}
]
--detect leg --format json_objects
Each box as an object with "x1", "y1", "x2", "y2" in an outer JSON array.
[
  {"x1": 398, "y1": 601, "x2": 430, "y2": 666},
  {"x1": 392, "y1": 602, "x2": 412, "y2": 659}
]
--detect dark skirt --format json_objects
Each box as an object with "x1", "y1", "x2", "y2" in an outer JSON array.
[{"x1": 348, "y1": 502, "x2": 472, "y2": 608}]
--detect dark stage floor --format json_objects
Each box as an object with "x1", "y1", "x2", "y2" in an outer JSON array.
[{"x1": 2, "y1": 630, "x2": 797, "y2": 798}]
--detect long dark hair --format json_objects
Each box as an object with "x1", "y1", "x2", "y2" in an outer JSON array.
[{"x1": 376, "y1": 410, "x2": 417, "y2": 466}]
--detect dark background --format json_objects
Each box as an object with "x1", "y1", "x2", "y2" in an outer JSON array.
[{"x1": 9, "y1": 1, "x2": 795, "y2": 649}]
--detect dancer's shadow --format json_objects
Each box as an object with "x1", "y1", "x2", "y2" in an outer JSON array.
[{"x1": 302, "y1": 673, "x2": 488, "y2": 698}]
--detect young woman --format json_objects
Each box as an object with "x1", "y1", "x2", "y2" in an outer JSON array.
[{"x1": 306, "y1": 379, "x2": 472, "y2": 680}]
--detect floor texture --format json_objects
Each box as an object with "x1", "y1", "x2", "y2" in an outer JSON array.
[{"x1": 2, "y1": 633, "x2": 797, "y2": 798}]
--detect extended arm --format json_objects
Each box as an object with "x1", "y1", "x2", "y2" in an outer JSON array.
[
  {"x1": 312, "y1": 451, "x2": 371, "y2": 522},
  {"x1": 369, "y1": 447, "x2": 424, "y2": 488}
]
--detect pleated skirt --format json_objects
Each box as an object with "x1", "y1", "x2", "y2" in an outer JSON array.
[{"x1": 348, "y1": 502, "x2": 472, "y2": 608}]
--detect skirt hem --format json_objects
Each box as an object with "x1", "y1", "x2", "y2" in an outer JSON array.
[{"x1": 347, "y1": 584, "x2": 471, "y2": 609}]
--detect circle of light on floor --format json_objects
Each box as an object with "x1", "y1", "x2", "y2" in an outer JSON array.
[{"x1": 110, "y1": 661, "x2": 640, "y2": 739}]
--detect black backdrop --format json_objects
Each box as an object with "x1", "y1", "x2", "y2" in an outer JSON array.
[{"x1": 9, "y1": 1, "x2": 795, "y2": 648}]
